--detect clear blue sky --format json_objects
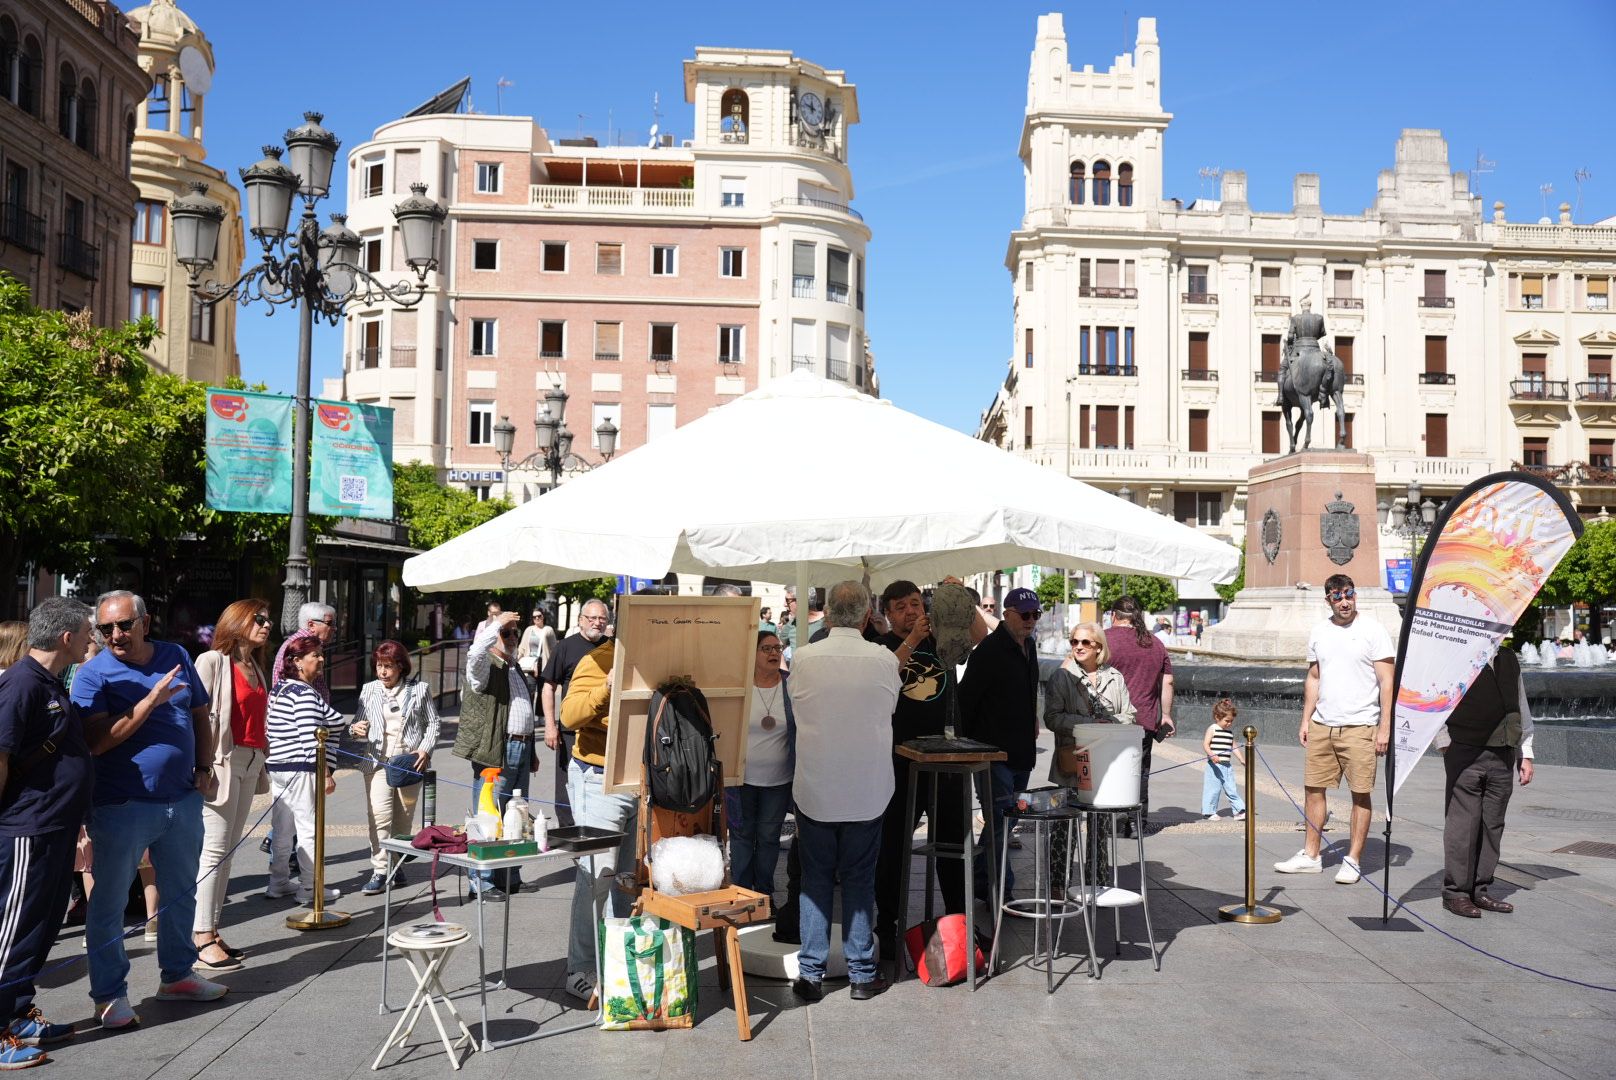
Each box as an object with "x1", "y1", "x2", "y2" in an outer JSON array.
[{"x1": 191, "y1": 0, "x2": 1616, "y2": 434}]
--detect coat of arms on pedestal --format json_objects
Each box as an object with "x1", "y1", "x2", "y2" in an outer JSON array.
[
  {"x1": 1261, "y1": 508, "x2": 1282, "y2": 564},
  {"x1": 1320, "y1": 491, "x2": 1359, "y2": 566}
]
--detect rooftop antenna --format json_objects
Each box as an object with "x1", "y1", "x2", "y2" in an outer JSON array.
[
  {"x1": 1574, "y1": 167, "x2": 1593, "y2": 221},
  {"x1": 1539, "y1": 182, "x2": 1555, "y2": 221},
  {"x1": 1197, "y1": 165, "x2": 1222, "y2": 200},
  {"x1": 1471, "y1": 148, "x2": 1495, "y2": 204},
  {"x1": 651, "y1": 91, "x2": 663, "y2": 147},
  {"x1": 495, "y1": 77, "x2": 513, "y2": 114}
]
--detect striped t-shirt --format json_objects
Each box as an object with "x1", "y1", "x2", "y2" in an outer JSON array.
[
  {"x1": 266, "y1": 680, "x2": 346, "y2": 769},
  {"x1": 1208, "y1": 725, "x2": 1235, "y2": 765}
]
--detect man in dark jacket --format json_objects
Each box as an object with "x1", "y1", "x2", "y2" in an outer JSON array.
[{"x1": 959, "y1": 587, "x2": 1041, "y2": 898}]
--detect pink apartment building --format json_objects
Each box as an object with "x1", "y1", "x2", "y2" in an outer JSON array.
[{"x1": 336, "y1": 48, "x2": 873, "y2": 503}]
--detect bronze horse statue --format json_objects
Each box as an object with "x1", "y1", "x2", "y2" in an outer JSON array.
[{"x1": 1280, "y1": 339, "x2": 1347, "y2": 453}]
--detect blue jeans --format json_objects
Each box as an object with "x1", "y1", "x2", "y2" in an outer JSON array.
[
  {"x1": 566, "y1": 758, "x2": 638, "y2": 976},
  {"x1": 1202, "y1": 760, "x2": 1246, "y2": 815},
  {"x1": 976, "y1": 763, "x2": 1030, "y2": 897},
  {"x1": 86, "y1": 790, "x2": 205, "y2": 1002},
  {"x1": 730, "y1": 784, "x2": 792, "y2": 900},
  {"x1": 469, "y1": 738, "x2": 534, "y2": 889},
  {"x1": 796, "y1": 811, "x2": 883, "y2": 984}
]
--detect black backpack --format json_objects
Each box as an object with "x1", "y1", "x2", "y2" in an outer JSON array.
[{"x1": 644, "y1": 678, "x2": 719, "y2": 814}]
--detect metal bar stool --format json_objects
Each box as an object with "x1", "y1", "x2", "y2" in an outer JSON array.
[
  {"x1": 989, "y1": 803, "x2": 1096, "y2": 992},
  {"x1": 1069, "y1": 803, "x2": 1160, "y2": 976},
  {"x1": 373, "y1": 921, "x2": 476, "y2": 1070}
]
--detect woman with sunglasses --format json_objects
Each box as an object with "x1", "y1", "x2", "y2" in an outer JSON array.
[
  {"x1": 730, "y1": 631, "x2": 796, "y2": 902},
  {"x1": 190, "y1": 600, "x2": 274, "y2": 970},
  {"x1": 1045, "y1": 622, "x2": 1134, "y2": 890}
]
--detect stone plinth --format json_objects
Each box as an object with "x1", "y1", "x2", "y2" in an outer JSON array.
[{"x1": 1202, "y1": 450, "x2": 1403, "y2": 660}]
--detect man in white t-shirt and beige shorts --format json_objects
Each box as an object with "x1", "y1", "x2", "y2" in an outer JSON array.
[{"x1": 1275, "y1": 573, "x2": 1395, "y2": 884}]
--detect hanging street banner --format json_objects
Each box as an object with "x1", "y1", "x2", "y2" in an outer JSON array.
[
  {"x1": 311, "y1": 399, "x2": 395, "y2": 519},
  {"x1": 1389, "y1": 473, "x2": 1580, "y2": 794},
  {"x1": 204, "y1": 388, "x2": 293, "y2": 513}
]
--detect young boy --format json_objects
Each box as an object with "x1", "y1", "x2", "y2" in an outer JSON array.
[{"x1": 1202, "y1": 698, "x2": 1247, "y2": 820}]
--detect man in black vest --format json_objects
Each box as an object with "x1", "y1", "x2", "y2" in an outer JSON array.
[
  {"x1": 1437, "y1": 645, "x2": 1534, "y2": 918},
  {"x1": 453, "y1": 612, "x2": 536, "y2": 900}
]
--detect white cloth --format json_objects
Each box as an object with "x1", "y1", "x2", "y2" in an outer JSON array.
[
  {"x1": 1432, "y1": 671, "x2": 1536, "y2": 759},
  {"x1": 268, "y1": 771, "x2": 319, "y2": 897},
  {"x1": 789, "y1": 627, "x2": 900, "y2": 822},
  {"x1": 1306, "y1": 615, "x2": 1396, "y2": 727},
  {"x1": 468, "y1": 623, "x2": 536, "y2": 736},
  {"x1": 744, "y1": 679, "x2": 792, "y2": 787}
]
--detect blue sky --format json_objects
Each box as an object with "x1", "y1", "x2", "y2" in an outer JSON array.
[{"x1": 190, "y1": 0, "x2": 1616, "y2": 434}]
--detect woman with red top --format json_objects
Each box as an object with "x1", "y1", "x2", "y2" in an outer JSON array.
[{"x1": 191, "y1": 599, "x2": 273, "y2": 971}]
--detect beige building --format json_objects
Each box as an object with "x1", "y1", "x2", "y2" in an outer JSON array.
[
  {"x1": 981, "y1": 14, "x2": 1616, "y2": 591},
  {"x1": 124, "y1": 0, "x2": 242, "y2": 384},
  {"x1": 0, "y1": 0, "x2": 146, "y2": 323}
]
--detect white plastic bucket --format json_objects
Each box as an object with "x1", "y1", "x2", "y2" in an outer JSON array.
[{"x1": 1067, "y1": 723, "x2": 1143, "y2": 808}]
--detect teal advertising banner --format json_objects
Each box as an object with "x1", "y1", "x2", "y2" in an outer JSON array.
[
  {"x1": 310, "y1": 399, "x2": 395, "y2": 518},
  {"x1": 204, "y1": 388, "x2": 293, "y2": 513}
]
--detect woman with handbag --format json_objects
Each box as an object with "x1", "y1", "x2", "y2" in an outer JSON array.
[
  {"x1": 265, "y1": 637, "x2": 347, "y2": 905},
  {"x1": 191, "y1": 599, "x2": 273, "y2": 971},
  {"x1": 351, "y1": 639, "x2": 440, "y2": 895},
  {"x1": 1045, "y1": 621, "x2": 1134, "y2": 891},
  {"x1": 729, "y1": 631, "x2": 795, "y2": 900}
]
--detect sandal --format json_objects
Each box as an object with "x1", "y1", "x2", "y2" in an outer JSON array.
[
  {"x1": 194, "y1": 940, "x2": 244, "y2": 972},
  {"x1": 214, "y1": 938, "x2": 247, "y2": 959}
]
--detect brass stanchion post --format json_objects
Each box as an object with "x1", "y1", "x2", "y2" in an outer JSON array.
[
  {"x1": 288, "y1": 728, "x2": 351, "y2": 931},
  {"x1": 1219, "y1": 726, "x2": 1282, "y2": 925}
]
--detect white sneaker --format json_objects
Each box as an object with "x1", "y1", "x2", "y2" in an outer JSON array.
[
  {"x1": 1335, "y1": 857, "x2": 1362, "y2": 884},
  {"x1": 265, "y1": 879, "x2": 302, "y2": 899},
  {"x1": 1232, "y1": 811, "x2": 1246, "y2": 821},
  {"x1": 98, "y1": 996, "x2": 139, "y2": 1029},
  {"x1": 1205, "y1": 812, "x2": 1221, "y2": 820},
  {"x1": 296, "y1": 885, "x2": 341, "y2": 906},
  {"x1": 564, "y1": 971, "x2": 595, "y2": 1002},
  {"x1": 1273, "y1": 850, "x2": 1323, "y2": 874}
]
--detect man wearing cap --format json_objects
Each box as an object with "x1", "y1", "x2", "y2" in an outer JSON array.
[{"x1": 959, "y1": 587, "x2": 1042, "y2": 899}]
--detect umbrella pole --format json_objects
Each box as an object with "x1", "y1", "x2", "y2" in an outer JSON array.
[{"x1": 796, "y1": 565, "x2": 810, "y2": 653}]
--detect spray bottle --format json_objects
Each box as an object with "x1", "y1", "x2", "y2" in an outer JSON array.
[{"x1": 476, "y1": 767, "x2": 502, "y2": 839}]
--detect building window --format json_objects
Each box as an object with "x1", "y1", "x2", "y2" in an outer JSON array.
[
  {"x1": 1188, "y1": 409, "x2": 1209, "y2": 453},
  {"x1": 1100, "y1": 326, "x2": 1119, "y2": 371},
  {"x1": 1586, "y1": 276, "x2": 1610, "y2": 311},
  {"x1": 362, "y1": 236, "x2": 382, "y2": 273},
  {"x1": 1023, "y1": 406, "x2": 1033, "y2": 450},
  {"x1": 1422, "y1": 269, "x2": 1447, "y2": 305},
  {"x1": 1068, "y1": 161, "x2": 1085, "y2": 205},
  {"x1": 719, "y1": 89, "x2": 749, "y2": 141},
  {"x1": 856, "y1": 256, "x2": 865, "y2": 310},
  {"x1": 540, "y1": 321, "x2": 564, "y2": 359},
  {"x1": 720, "y1": 247, "x2": 745, "y2": 278},
  {"x1": 1092, "y1": 160, "x2": 1111, "y2": 206},
  {"x1": 1333, "y1": 268, "x2": 1354, "y2": 301},
  {"x1": 1261, "y1": 333, "x2": 1282, "y2": 379},
  {"x1": 472, "y1": 239, "x2": 498, "y2": 270},
  {"x1": 189, "y1": 294, "x2": 214, "y2": 343},
  {"x1": 1589, "y1": 355, "x2": 1613, "y2": 397},
  {"x1": 1095, "y1": 405, "x2": 1120, "y2": 448},
  {"x1": 1424, "y1": 336, "x2": 1448, "y2": 380},
  {"x1": 142, "y1": 72, "x2": 168, "y2": 128},
  {"x1": 1521, "y1": 352, "x2": 1547, "y2": 394},
  {"x1": 1188, "y1": 331, "x2": 1209, "y2": 374},
  {"x1": 720, "y1": 177, "x2": 745, "y2": 206},
  {"x1": 718, "y1": 325, "x2": 743, "y2": 363},
  {"x1": 1117, "y1": 163, "x2": 1134, "y2": 207},
  {"x1": 594, "y1": 321, "x2": 621, "y2": 361},
  {"x1": 362, "y1": 158, "x2": 384, "y2": 198},
  {"x1": 358, "y1": 320, "x2": 380, "y2": 369},
  {"x1": 468, "y1": 402, "x2": 494, "y2": 446},
  {"x1": 132, "y1": 200, "x2": 165, "y2": 245},
  {"x1": 1125, "y1": 405, "x2": 1135, "y2": 450},
  {"x1": 1024, "y1": 328, "x2": 1034, "y2": 369},
  {"x1": 828, "y1": 248, "x2": 850, "y2": 303},
  {"x1": 1517, "y1": 273, "x2": 1544, "y2": 309},
  {"x1": 1024, "y1": 262, "x2": 1034, "y2": 293},
  {"x1": 1261, "y1": 411, "x2": 1281, "y2": 455},
  {"x1": 792, "y1": 241, "x2": 816, "y2": 297},
  {"x1": 10, "y1": 34, "x2": 41, "y2": 117},
  {"x1": 1174, "y1": 492, "x2": 1223, "y2": 528},
  {"x1": 1426, "y1": 414, "x2": 1448, "y2": 458},
  {"x1": 470, "y1": 319, "x2": 497, "y2": 356},
  {"x1": 1522, "y1": 436, "x2": 1548, "y2": 467},
  {"x1": 474, "y1": 162, "x2": 501, "y2": 193},
  {"x1": 1124, "y1": 327, "x2": 1135, "y2": 370},
  {"x1": 596, "y1": 242, "x2": 623, "y2": 275},
  {"x1": 1080, "y1": 327, "x2": 1090, "y2": 370},
  {"x1": 130, "y1": 284, "x2": 161, "y2": 324},
  {"x1": 651, "y1": 245, "x2": 677, "y2": 276},
  {"x1": 1590, "y1": 439, "x2": 1614, "y2": 470},
  {"x1": 1336, "y1": 336, "x2": 1355, "y2": 376},
  {"x1": 1187, "y1": 264, "x2": 1209, "y2": 296},
  {"x1": 1260, "y1": 266, "x2": 1282, "y2": 298},
  {"x1": 649, "y1": 323, "x2": 676, "y2": 362},
  {"x1": 827, "y1": 324, "x2": 851, "y2": 380},
  {"x1": 1078, "y1": 404, "x2": 1089, "y2": 449},
  {"x1": 791, "y1": 319, "x2": 815, "y2": 372}
]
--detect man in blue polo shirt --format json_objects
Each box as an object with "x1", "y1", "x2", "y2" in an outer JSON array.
[
  {"x1": 0, "y1": 597, "x2": 97, "y2": 1068},
  {"x1": 71, "y1": 591, "x2": 226, "y2": 1030}
]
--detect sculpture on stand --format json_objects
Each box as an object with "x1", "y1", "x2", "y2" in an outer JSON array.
[{"x1": 1273, "y1": 294, "x2": 1347, "y2": 453}]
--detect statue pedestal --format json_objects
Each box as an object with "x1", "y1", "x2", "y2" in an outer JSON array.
[{"x1": 1201, "y1": 450, "x2": 1403, "y2": 661}]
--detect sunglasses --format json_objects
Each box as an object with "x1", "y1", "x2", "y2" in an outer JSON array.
[
  {"x1": 1327, "y1": 588, "x2": 1357, "y2": 602},
  {"x1": 1070, "y1": 638, "x2": 1098, "y2": 647},
  {"x1": 95, "y1": 617, "x2": 141, "y2": 636},
  {"x1": 1009, "y1": 608, "x2": 1042, "y2": 620},
  {"x1": 252, "y1": 613, "x2": 272, "y2": 627}
]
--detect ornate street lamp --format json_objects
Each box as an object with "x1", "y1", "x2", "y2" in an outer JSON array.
[
  {"x1": 491, "y1": 396, "x2": 617, "y2": 500},
  {"x1": 172, "y1": 114, "x2": 446, "y2": 636}
]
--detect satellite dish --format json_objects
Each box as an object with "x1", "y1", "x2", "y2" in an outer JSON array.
[{"x1": 178, "y1": 46, "x2": 212, "y2": 94}]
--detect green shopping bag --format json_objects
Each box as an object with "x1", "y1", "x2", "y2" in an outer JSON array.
[{"x1": 597, "y1": 915, "x2": 698, "y2": 1030}]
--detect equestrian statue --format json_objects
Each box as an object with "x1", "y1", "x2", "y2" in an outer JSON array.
[{"x1": 1272, "y1": 293, "x2": 1347, "y2": 453}]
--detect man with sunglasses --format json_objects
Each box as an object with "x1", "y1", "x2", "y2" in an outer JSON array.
[
  {"x1": 1274, "y1": 574, "x2": 1394, "y2": 884},
  {"x1": 71, "y1": 591, "x2": 227, "y2": 1028},
  {"x1": 270, "y1": 603, "x2": 336, "y2": 700}
]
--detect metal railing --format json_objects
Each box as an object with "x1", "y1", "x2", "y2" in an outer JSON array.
[
  {"x1": 1419, "y1": 372, "x2": 1457, "y2": 385},
  {"x1": 649, "y1": 352, "x2": 675, "y2": 363},
  {"x1": 1255, "y1": 369, "x2": 1279, "y2": 383},
  {"x1": 791, "y1": 354, "x2": 814, "y2": 372},
  {"x1": 1, "y1": 202, "x2": 45, "y2": 252},
  {"x1": 539, "y1": 349, "x2": 564, "y2": 359},
  {"x1": 1328, "y1": 296, "x2": 1363, "y2": 309},
  {"x1": 828, "y1": 358, "x2": 849, "y2": 380},
  {"x1": 1512, "y1": 461, "x2": 1571, "y2": 482},
  {"x1": 593, "y1": 351, "x2": 620, "y2": 362},
  {"x1": 1079, "y1": 286, "x2": 1138, "y2": 299},
  {"x1": 1418, "y1": 296, "x2": 1455, "y2": 308},
  {"x1": 1509, "y1": 379, "x2": 1568, "y2": 401},
  {"x1": 1077, "y1": 363, "x2": 1138, "y2": 376},
  {"x1": 356, "y1": 347, "x2": 380, "y2": 369},
  {"x1": 827, "y1": 283, "x2": 849, "y2": 303},
  {"x1": 1181, "y1": 291, "x2": 1217, "y2": 304},
  {"x1": 774, "y1": 196, "x2": 864, "y2": 221},
  {"x1": 324, "y1": 637, "x2": 469, "y2": 715},
  {"x1": 59, "y1": 233, "x2": 99, "y2": 279},
  {"x1": 1181, "y1": 368, "x2": 1218, "y2": 381},
  {"x1": 1576, "y1": 381, "x2": 1615, "y2": 402},
  {"x1": 390, "y1": 345, "x2": 416, "y2": 368},
  {"x1": 1253, "y1": 294, "x2": 1290, "y2": 307},
  {"x1": 791, "y1": 276, "x2": 816, "y2": 299}
]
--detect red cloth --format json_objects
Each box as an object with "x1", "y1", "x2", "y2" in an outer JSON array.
[
  {"x1": 1104, "y1": 626, "x2": 1173, "y2": 731},
  {"x1": 231, "y1": 662, "x2": 269, "y2": 750}
]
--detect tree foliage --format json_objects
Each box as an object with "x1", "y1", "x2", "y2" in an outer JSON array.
[
  {"x1": 1096, "y1": 572, "x2": 1178, "y2": 616},
  {"x1": 1535, "y1": 519, "x2": 1616, "y2": 639},
  {"x1": 393, "y1": 462, "x2": 511, "y2": 551},
  {"x1": 1215, "y1": 543, "x2": 1246, "y2": 603}
]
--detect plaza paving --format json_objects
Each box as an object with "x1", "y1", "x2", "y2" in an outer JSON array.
[{"x1": 37, "y1": 725, "x2": 1616, "y2": 1080}]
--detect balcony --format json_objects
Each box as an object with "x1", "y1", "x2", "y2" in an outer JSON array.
[
  {"x1": 1077, "y1": 364, "x2": 1137, "y2": 376},
  {"x1": 1079, "y1": 286, "x2": 1138, "y2": 299},
  {"x1": 791, "y1": 354, "x2": 814, "y2": 372},
  {"x1": 529, "y1": 184, "x2": 695, "y2": 212},
  {"x1": 1328, "y1": 296, "x2": 1363, "y2": 310},
  {"x1": 1253, "y1": 294, "x2": 1290, "y2": 307},
  {"x1": 1, "y1": 203, "x2": 45, "y2": 253},
  {"x1": 390, "y1": 345, "x2": 417, "y2": 368},
  {"x1": 649, "y1": 353, "x2": 675, "y2": 364},
  {"x1": 826, "y1": 283, "x2": 849, "y2": 304},
  {"x1": 1576, "y1": 381, "x2": 1616, "y2": 402},
  {"x1": 1181, "y1": 368, "x2": 1218, "y2": 381},
  {"x1": 1509, "y1": 379, "x2": 1568, "y2": 401},
  {"x1": 1418, "y1": 295, "x2": 1455, "y2": 308},
  {"x1": 58, "y1": 234, "x2": 99, "y2": 280},
  {"x1": 828, "y1": 359, "x2": 849, "y2": 380},
  {"x1": 1419, "y1": 372, "x2": 1456, "y2": 385},
  {"x1": 1513, "y1": 461, "x2": 1573, "y2": 483},
  {"x1": 773, "y1": 196, "x2": 864, "y2": 222},
  {"x1": 1584, "y1": 463, "x2": 1616, "y2": 486},
  {"x1": 1255, "y1": 369, "x2": 1279, "y2": 383},
  {"x1": 355, "y1": 347, "x2": 380, "y2": 370},
  {"x1": 1346, "y1": 373, "x2": 1365, "y2": 385},
  {"x1": 791, "y1": 276, "x2": 816, "y2": 299},
  {"x1": 593, "y1": 351, "x2": 620, "y2": 362},
  {"x1": 1181, "y1": 291, "x2": 1217, "y2": 304}
]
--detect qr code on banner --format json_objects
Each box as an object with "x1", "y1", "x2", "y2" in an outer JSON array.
[{"x1": 339, "y1": 474, "x2": 367, "y2": 504}]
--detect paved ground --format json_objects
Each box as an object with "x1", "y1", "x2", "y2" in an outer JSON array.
[{"x1": 36, "y1": 728, "x2": 1616, "y2": 1080}]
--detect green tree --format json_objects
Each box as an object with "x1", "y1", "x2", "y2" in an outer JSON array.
[
  {"x1": 1096, "y1": 572, "x2": 1178, "y2": 616},
  {"x1": 1215, "y1": 543, "x2": 1247, "y2": 603},
  {"x1": 1036, "y1": 572, "x2": 1075, "y2": 612},
  {"x1": 1535, "y1": 518, "x2": 1616, "y2": 639},
  {"x1": 393, "y1": 462, "x2": 512, "y2": 550}
]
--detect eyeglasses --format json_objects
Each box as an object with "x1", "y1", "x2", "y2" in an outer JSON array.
[
  {"x1": 95, "y1": 617, "x2": 140, "y2": 636},
  {"x1": 758, "y1": 644, "x2": 784, "y2": 654},
  {"x1": 1327, "y1": 588, "x2": 1357, "y2": 602},
  {"x1": 1070, "y1": 638, "x2": 1098, "y2": 647},
  {"x1": 1009, "y1": 608, "x2": 1042, "y2": 620},
  {"x1": 581, "y1": 614, "x2": 609, "y2": 624},
  {"x1": 252, "y1": 614, "x2": 272, "y2": 627},
  {"x1": 313, "y1": 617, "x2": 335, "y2": 626}
]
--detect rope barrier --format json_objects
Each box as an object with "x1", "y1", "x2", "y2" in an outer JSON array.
[{"x1": 1253, "y1": 746, "x2": 1616, "y2": 994}]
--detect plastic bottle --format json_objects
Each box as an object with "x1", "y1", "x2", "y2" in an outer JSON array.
[
  {"x1": 421, "y1": 769, "x2": 437, "y2": 826},
  {"x1": 477, "y1": 766, "x2": 502, "y2": 839},
  {"x1": 503, "y1": 788, "x2": 531, "y2": 843},
  {"x1": 533, "y1": 805, "x2": 549, "y2": 852}
]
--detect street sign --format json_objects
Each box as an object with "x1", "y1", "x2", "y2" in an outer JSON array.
[{"x1": 1385, "y1": 558, "x2": 1413, "y2": 594}]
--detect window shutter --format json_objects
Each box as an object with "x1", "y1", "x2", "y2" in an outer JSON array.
[
  {"x1": 1261, "y1": 412, "x2": 1281, "y2": 455},
  {"x1": 792, "y1": 241, "x2": 815, "y2": 278},
  {"x1": 1188, "y1": 332, "x2": 1209, "y2": 371},
  {"x1": 1424, "y1": 269, "x2": 1446, "y2": 299},
  {"x1": 1078, "y1": 405, "x2": 1089, "y2": 449},
  {"x1": 1125, "y1": 406, "x2": 1135, "y2": 449},
  {"x1": 828, "y1": 249, "x2": 849, "y2": 289},
  {"x1": 1522, "y1": 353, "x2": 1547, "y2": 375},
  {"x1": 1426, "y1": 414, "x2": 1448, "y2": 457},
  {"x1": 1188, "y1": 409, "x2": 1208, "y2": 453},
  {"x1": 1424, "y1": 336, "x2": 1447, "y2": 374},
  {"x1": 1590, "y1": 356, "x2": 1613, "y2": 377},
  {"x1": 1520, "y1": 275, "x2": 1543, "y2": 297},
  {"x1": 1335, "y1": 336, "x2": 1354, "y2": 375},
  {"x1": 1261, "y1": 334, "x2": 1281, "y2": 372},
  {"x1": 1096, "y1": 405, "x2": 1119, "y2": 448}
]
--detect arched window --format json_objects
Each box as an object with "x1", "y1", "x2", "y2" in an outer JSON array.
[
  {"x1": 76, "y1": 78, "x2": 96, "y2": 154},
  {"x1": 1117, "y1": 163, "x2": 1134, "y2": 207},
  {"x1": 719, "y1": 88, "x2": 749, "y2": 142},
  {"x1": 1092, "y1": 160, "x2": 1111, "y2": 206},
  {"x1": 1068, "y1": 161, "x2": 1086, "y2": 205},
  {"x1": 56, "y1": 62, "x2": 77, "y2": 142},
  {"x1": 18, "y1": 35, "x2": 40, "y2": 115},
  {"x1": 0, "y1": 18, "x2": 18, "y2": 106},
  {"x1": 145, "y1": 72, "x2": 169, "y2": 129},
  {"x1": 124, "y1": 110, "x2": 135, "y2": 171}
]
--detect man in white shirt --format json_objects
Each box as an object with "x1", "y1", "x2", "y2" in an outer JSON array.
[
  {"x1": 788, "y1": 581, "x2": 900, "y2": 1003},
  {"x1": 1275, "y1": 574, "x2": 1394, "y2": 883}
]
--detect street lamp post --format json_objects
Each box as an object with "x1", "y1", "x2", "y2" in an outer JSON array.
[
  {"x1": 172, "y1": 114, "x2": 446, "y2": 634},
  {"x1": 1380, "y1": 480, "x2": 1438, "y2": 609}
]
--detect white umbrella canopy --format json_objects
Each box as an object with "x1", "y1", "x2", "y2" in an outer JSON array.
[{"x1": 403, "y1": 372, "x2": 1240, "y2": 593}]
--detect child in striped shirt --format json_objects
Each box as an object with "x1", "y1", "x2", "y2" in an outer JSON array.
[{"x1": 1202, "y1": 698, "x2": 1247, "y2": 820}]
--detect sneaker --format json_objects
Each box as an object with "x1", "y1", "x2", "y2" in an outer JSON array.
[
  {"x1": 97, "y1": 997, "x2": 139, "y2": 1030},
  {"x1": 1335, "y1": 857, "x2": 1362, "y2": 884},
  {"x1": 258, "y1": 836, "x2": 272, "y2": 854},
  {"x1": 8, "y1": 1008, "x2": 73, "y2": 1047},
  {"x1": 264, "y1": 880, "x2": 302, "y2": 899},
  {"x1": 360, "y1": 874, "x2": 387, "y2": 896},
  {"x1": 1205, "y1": 812, "x2": 1221, "y2": 820},
  {"x1": 156, "y1": 974, "x2": 229, "y2": 1002},
  {"x1": 143, "y1": 918, "x2": 158, "y2": 942},
  {"x1": 296, "y1": 886, "x2": 341, "y2": 906},
  {"x1": 564, "y1": 971, "x2": 595, "y2": 1002},
  {"x1": 1273, "y1": 850, "x2": 1323, "y2": 874},
  {"x1": 0, "y1": 1035, "x2": 46, "y2": 1069},
  {"x1": 1231, "y1": 811, "x2": 1246, "y2": 821},
  {"x1": 466, "y1": 886, "x2": 506, "y2": 904}
]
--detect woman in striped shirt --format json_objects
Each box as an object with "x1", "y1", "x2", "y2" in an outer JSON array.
[
  {"x1": 265, "y1": 636, "x2": 347, "y2": 905},
  {"x1": 1201, "y1": 698, "x2": 1247, "y2": 820}
]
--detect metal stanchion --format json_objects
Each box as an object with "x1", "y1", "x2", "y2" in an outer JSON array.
[
  {"x1": 288, "y1": 728, "x2": 352, "y2": 931},
  {"x1": 1219, "y1": 726, "x2": 1282, "y2": 925}
]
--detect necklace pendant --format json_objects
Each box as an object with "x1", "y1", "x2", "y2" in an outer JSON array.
[{"x1": 761, "y1": 714, "x2": 777, "y2": 731}]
